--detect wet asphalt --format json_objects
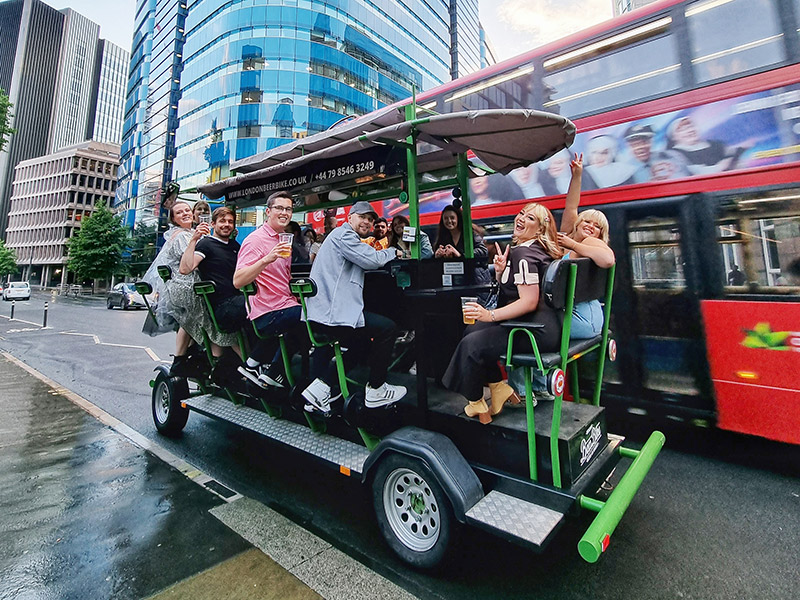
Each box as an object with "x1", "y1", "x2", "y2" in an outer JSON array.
[{"x1": 0, "y1": 355, "x2": 320, "y2": 600}]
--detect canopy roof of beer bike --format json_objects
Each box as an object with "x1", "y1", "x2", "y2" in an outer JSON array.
[{"x1": 198, "y1": 108, "x2": 575, "y2": 206}]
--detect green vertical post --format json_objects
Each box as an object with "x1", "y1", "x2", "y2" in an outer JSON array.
[
  {"x1": 524, "y1": 367, "x2": 537, "y2": 481},
  {"x1": 592, "y1": 264, "x2": 616, "y2": 406},
  {"x1": 457, "y1": 153, "x2": 474, "y2": 259},
  {"x1": 550, "y1": 264, "x2": 578, "y2": 488},
  {"x1": 404, "y1": 104, "x2": 420, "y2": 260}
]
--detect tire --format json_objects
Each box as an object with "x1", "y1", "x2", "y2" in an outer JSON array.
[
  {"x1": 151, "y1": 371, "x2": 190, "y2": 436},
  {"x1": 121, "y1": 297, "x2": 129, "y2": 310},
  {"x1": 107, "y1": 297, "x2": 114, "y2": 309},
  {"x1": 372, "y1": 453, "x2": 456, "y2": 570}
]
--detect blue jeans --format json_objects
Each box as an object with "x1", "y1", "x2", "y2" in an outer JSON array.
[{"x1": 250, "y1": 305, "x2": 308, "y2": 366}]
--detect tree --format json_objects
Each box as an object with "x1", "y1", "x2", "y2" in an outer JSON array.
[
  {"x1": 0, "y1": 239, "x2": 18, "y2": 281},
  {"x1": 0, "y1": 88, "x2": 16, "y2": 153},
  {"x1": 67, "y1": 201, "x2": 128, "y2": 291}
]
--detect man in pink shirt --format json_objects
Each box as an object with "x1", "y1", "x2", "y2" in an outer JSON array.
[{"x1": 233, "y1": 191, "x2": 305, "y2": 388}]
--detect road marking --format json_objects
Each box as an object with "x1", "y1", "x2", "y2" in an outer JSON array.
[
  {"x1": 0, "y1": 314, "x2": 42, "y2": 327},
  {"x1": 59, "y1": 330, "x2": 164, "y2": 362}
]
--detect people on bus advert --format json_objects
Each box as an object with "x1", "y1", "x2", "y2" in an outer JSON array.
[
  {"x1": 302, "y1": 201, "x2": 407, "y2": 414},
  {"x1": 666, "y1": 116, "x2": 744, "y2": 175},
  {"x1": 233, "y1": 191, "x2": 309, "y2": 390},
  {"x1": 624, "y1": 124, "x2": 690, "y2": 183},
  {"x1": 469, "y1": 172, "x2": 524, "y2": 206},
  {"x1": 388, "y1": 214, "x2": 433, "y2": 259},
  {"x1": 584, "y1": 134, "x2": 636, "y2": 188},
  {"x1": 142, "y1": 201, "x2": 238, "y2": 377},
  {"x1": 442, "y1": 203, "x2": 562, "y2": 424},
  {"x1": 362, "y1": 216, "x2": 390, "y2": 250}
]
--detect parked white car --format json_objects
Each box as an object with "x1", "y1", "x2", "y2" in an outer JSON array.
[{"x1": 3, "y1": 281, "x2": 31, "y2": 300}]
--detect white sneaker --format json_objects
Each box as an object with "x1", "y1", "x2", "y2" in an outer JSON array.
[
  {"x1": 364, "y1": 382, "x2": 406, "y2": 408},
  {"x1": 302, "y1": 378, "x2": 332, "y2": 414}
]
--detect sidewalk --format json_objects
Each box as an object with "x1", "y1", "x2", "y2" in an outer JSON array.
[{"x1": 0, "y1": 355, "x2": 319, "y2": 600}]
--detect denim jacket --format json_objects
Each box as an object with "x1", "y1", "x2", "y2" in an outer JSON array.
[{"x1": 306, "y1": 223, "x2": 396, "y2": 327}]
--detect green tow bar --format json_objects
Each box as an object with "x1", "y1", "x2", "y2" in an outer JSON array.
[{"x1": 577, "y1": 430, "x2": 666, "y2": 563}]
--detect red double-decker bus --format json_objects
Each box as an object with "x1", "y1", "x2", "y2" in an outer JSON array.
[{"x1": 398, "y1": 0, "x2": 800, "y2": 445}]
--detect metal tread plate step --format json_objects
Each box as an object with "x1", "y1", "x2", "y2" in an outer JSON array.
[
  {"x1": 465, "y1": 490, "x2": 564, "y2": 548},
  {"x1": 183, "y1": 394, "x2": 370, "y2": 474}
]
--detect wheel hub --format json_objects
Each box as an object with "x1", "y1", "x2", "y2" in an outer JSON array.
[{"x1": 382, "y1": 467, "x2": 441, "y2": 552}]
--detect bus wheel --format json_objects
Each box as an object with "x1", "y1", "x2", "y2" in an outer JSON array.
[
  {"x1": 152, "y1": 371, "x2": 190, "y2": 436},
  {"x1": 372, "y1": 453, "x2": 455, "y2": 570}
]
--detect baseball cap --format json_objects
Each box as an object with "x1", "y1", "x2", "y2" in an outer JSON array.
[
  {"x1": 349, "y1": 201, "x2": 378, "y2": 219},
  {"x1": 624, "y1": 124, "x2": 655, "y2": 139}
]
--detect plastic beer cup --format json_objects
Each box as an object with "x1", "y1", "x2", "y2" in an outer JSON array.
[
  {"x1": 461, "y1": 296, "x2": 478, "y2": 325},
  {"x1": 278, "y1": 233, "x2": 293, "y2": 258},
  {"x1": 198, "y1": 214, "x2": 211, "y2": 235}
]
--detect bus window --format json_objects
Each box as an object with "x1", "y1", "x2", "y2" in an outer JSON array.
[
  {"x1": 686, "y1": 0, "x2": 786, "y2": 83},
  {"x1": 444, "y1": 66, "x2": 535, "y2": 113},
  {"x1": 542, "y1": 22, "x2": 679, "y2": 117},
  {"x1": 628, "y1": 216, "x2": 700, "y2": 395},
  {"x1": 718, "y1": 193, "x2": 800, "y2": 291}
]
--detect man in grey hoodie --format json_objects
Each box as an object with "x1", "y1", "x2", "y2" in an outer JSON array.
[{"x1": 302, "y1": 201, "x2": 406, "y2": 414}]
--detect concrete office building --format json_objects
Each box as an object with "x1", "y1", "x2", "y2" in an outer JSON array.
[
  {"x1": 614, "y1": 0, "x2": 659, "y2": 16},
  {"x1": 0, "y1": 0, "x2": 129, "y2": 239},
  {"x1": 117, "y1": 0, "x2": 483, "y2": 233},
  {"x1": 5, "y1": 141, "x2": 120, "y2": 288}
]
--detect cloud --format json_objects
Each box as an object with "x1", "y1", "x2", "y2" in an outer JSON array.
[{"x1": 481, "y1": 0, "x2": 612, "y2": 61}]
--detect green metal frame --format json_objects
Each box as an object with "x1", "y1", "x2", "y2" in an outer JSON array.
[
  {"x1": 504, "y1": 263, "x2": 618, "y2": 488},
  {"x1": 290, "y1": 279, "x2": 381, "y2": 450}
]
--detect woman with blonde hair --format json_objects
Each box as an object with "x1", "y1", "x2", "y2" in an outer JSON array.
[
  {"x1": 557, "y1": 154, "x2": 615, "y2": 338},
  {"x1": 442, "y1": 201, "x2": 563, "y2": 424}
]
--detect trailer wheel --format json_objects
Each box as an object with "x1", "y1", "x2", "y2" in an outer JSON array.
[
  {"x1": 372, "y1": 453, "x2": 455, "y2": 570},
  {"x1": 152, "y1": 371, "x2": 190, "y2": 436}
]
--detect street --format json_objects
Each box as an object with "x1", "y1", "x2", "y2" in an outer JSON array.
[{"x1": 2, "y1": 291, "x2": 799, "y2": 600}]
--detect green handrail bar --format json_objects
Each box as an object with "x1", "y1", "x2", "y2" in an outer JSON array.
[
  {"x1": 577, "y1": 431, "x2": 665, "y2": 563},
  {"x1": 593, "y1": 264, "x2": 616, "y2": 406}
]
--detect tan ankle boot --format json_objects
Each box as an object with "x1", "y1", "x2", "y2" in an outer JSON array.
[
  {"x1": 487, "y1": 381, "x2": 518, "y2": 416},
  {"x1": 464, "y1": 399, "x2": 492, "y2": 424}
]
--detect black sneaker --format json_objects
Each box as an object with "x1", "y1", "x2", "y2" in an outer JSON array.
[
  {"x1": 258, "y1": 363, "x2": 286, "y2": 388},
  {"x1": 238, "y1": 364, "x2": 269, "y2": 388},
  {"x1": 169, "y1": 354, "x2": 190, "y2": 377}
]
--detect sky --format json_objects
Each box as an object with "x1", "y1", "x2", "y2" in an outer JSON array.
[{"x1": 40, "y1": 0, "x2": 614, "y2": 61}]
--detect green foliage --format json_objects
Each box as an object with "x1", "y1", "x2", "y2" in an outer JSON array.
[
  {"x1": 67, "y1": 201, "x2": 129, "y2": 282},
  {"x1": 0, "y1": 238, "x2": 18, "y2": 279},
  {"x1": 0, "y1": 88, "x2": 16, "y2": 153}
]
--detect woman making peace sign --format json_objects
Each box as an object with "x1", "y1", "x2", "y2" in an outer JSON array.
[{"x1": 442, "y1": 202, "x2": 563, "y2": 424}]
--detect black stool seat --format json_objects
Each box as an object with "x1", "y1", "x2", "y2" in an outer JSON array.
[{"x1": 502, "y1": 335, "x2": 602, "y2": 369}]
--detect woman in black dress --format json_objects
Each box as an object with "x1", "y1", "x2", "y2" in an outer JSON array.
[{"x1": 442, "y1": 202, "x2": 563, "y2": 424}]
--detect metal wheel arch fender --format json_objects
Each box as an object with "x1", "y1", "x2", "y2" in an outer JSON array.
[{"x1": 361, "y1": 426, "x2": 484, "y2": 523}]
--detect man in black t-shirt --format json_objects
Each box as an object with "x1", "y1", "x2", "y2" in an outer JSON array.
[{"x1": 179, "y1": 206, "x2": 247, "y2": 333}]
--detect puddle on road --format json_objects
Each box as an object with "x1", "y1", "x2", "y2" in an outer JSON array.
[{"x1": 0, "y1": 358, "x2": 250, "y2": 599}]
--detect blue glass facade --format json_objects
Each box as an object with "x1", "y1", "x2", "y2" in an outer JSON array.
[
  {"x1": 116, "y1": 0, "x2": 187, "y2": 223},
  {"x1": 117, "y1": 0, "x2": 481, "y2": 225},
  {"x1": 172, "y1": 0, "x2": 455, "y2": 193}
]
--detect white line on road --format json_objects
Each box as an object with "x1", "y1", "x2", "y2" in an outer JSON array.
[
  {"x1": 0, "y1": 314, "x2": 43, "y2": 327},
  {"x1": 58, "y1": 330, "x2": 164, "y2": 361}
]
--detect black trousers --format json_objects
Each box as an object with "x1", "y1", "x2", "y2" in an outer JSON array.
[
  {"x1": 309, "y1": 311, "x2": 397, "y2": 389},
  {"x1": 442, "y1": 309, "x2": 560, "y2": 402}
]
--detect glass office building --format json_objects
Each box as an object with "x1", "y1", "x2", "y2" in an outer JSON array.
[
  {"x1": 116, "y1": 0, "x2": 188, "y2": 225},
  {"x1": 172, "y1": 0, "x2": 456, "y2": 194},
  {"x1": 117, "y1": 0, "x2": 481, "y2": 228}
]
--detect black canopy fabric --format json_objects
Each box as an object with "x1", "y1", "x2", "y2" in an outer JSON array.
[{"x1": 199, "y1": 109, "x2": 575, "y2": 201}]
